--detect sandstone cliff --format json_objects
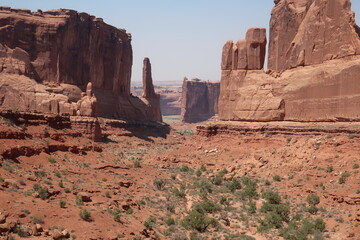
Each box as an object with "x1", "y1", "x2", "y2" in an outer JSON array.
[
  {"x1": 268, "y1": 0, "x2": 360, "y2": 72},
  {"x1": 181, "y1": 78, "x2": 220, "y2": 123},
  {"x1": 219, "y1": 0, "x2": 360, "y2": 122},
  {"x1": 0, "y1": 7, "x2": 161, "y2": 122}
]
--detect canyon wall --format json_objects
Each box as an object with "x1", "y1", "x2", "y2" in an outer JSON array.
[
  {"x1": 0, "y1": 7, "x2": 161, "y2": 122},
  {"x1": 219, "y1": 0, "x2": 360, "y2": 122},
  {"x1": 181, "y1": 78, "x2": 220, "y2": 123}
]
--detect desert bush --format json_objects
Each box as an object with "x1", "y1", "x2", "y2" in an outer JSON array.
[
  {"x1": 32, "y1": 184, "x2": 49, "y2": 200},
  {"x1": 325, "y1": 166, "x2": 334, "y2": 173},
  {"x1": 144, "y1": 216, "x2": 156, "y2": 230},
  {"x1": 273, "y1": 175, "x2": 281, "y2": 182},
  {"x1": 262, "y1": 191, "x2": 282, "y2": 204},
  {"x1": 306, "y1": 194, "x2": 320, "y2": 205},
  {"x1": 48, "y1": 157, "x2": 56, "y2": 164},
  {"x1": 181, "y1": 210, "x2": 218, "y2": 233},
  {"x1": 194, "y1": 199, "x2": 221, "y2": 213},
  {"x1": 153, "y1": 178, "x2": 166, "y2": 190},
  {"x1": 240, "y1": 177, "x2": 258, "y2": 200},
  {"x1": 165, "y1": 217, "x2": 175, "y2": 226},
  {"x1": 59, "y1": 200, "x2": 67, "y2": 208},
  {"x1": 79, "y1": 209, "x2": 91, "y2": 221},
  {"x1": 227, "y1": 178, "x2": 241, "y2": 192},
  {"x1": 353, "y1": 163, "x2": 360, "y2": 169},
  {"x1": 31, "y1": 216, "x2": 44, "y2": 224}
]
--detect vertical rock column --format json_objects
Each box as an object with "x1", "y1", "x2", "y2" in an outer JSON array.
[{"x1": 142, "y1": 58, "x2": 162, "y2": 122}]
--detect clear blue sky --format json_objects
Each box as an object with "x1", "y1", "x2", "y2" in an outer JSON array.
[{"x1": 2, "y1": 1, "x2": 360, "y2": 82}]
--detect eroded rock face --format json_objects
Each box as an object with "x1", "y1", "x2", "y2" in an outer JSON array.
[
  {"x1": 219, "y1": 0, "x2": 360, "y2": 122},
  {"x1": 141, "y1": 58, "x2": 162, "y2": 122},
  {"x1": 181, "y1": 78, "x2": 220, "y2": 123},
  {"x1": 0, "y1": 7, "x2": 132, "y2": 93},
  {"x1": 0, "y1": 7, "x2": 161, "y2": 122},
  {"x1": 221, "y1": 28, "x2": 266, "y2": 71},
  {"x1": 268, "y1": 0, "x2": 360, "y2": 72}
]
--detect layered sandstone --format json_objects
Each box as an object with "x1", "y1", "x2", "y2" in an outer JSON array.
[
  {"x1": 221, "y1": 28, "x2": 266, "y2": 71},
  {"x1": 0, "y1": 7, "x2": 161, "y2": 122},
  {"x1": 219, "y1": 0, "x2": 360, "y2": 122},
  {"x1": 268, "y1": 0, "x2": 360, "y2": 72},
  {"x1": 181, "y1": 78, "x2": 220, "y2": 123},
  {"x1": 141, "y1": 58, "x2": 162, "y2": 122}
]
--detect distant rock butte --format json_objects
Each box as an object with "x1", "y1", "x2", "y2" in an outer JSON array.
[
  {"x1": 181, "y1": 78, "x2": 220, "y2": 123},
  {"x1": 219, "y1": 0, "x2": 360, "y2": 122},
  {"x1": 0, "y1": 7, "x2": 161, "y2": 122}
]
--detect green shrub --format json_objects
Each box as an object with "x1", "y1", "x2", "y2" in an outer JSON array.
[
  {"x1": 79, "y1": 209, "x2": 91, "y2": 221},
  {"x1": 227, "y1": 178, "x2": 241, "y2": 192},
  {"x1": 0, "y1": 176, "x2": 4, "y2": 182},
  {"x1": 262, "y1": 191, "x2": 281, "y2": 204},
  {"x1": 54, "y1": 171, "x2": 61, "y2": 178},
  {"x1": 153, "y1": 178, "x2": 166, "y2": 190},
  {"x1": 180, "y1": 165, "x2": 190, "y2": 172},
  {"x1": 247, "y1": 201, "x2": 256, "y2": 214},
  {"x1": 258, "y1": 211, "x2": 284, "y2": 230},
  {"x1": 12, "y1": 225, "x2": 29, "y2": 237},
  {"x1": 59, "y1": 200, "x2": 67, "y2": 208},
  {"x1": 213, "y1": 175, "x2": 223, "y2": 185},
  {"x1": 273, "y1": 175, "x2": 281, "y2": 182},
  {"x1": 353, "y1": 164, "x2": 360, "y2": 169},
  {"x1": 199, "y1": 165, "x2": 207, "y2": 172},
  {"x1": 34, "y1": 171, "x2": 47, "y2": 178},
  {"x1": 325, "y1": 166, "x2": 334, "y2": 173},
  {"x1": 194, "y1": 199, "x2": 221, "y2": 213},
  {"x1": 126, "y1": 208, "x2": 133, "y2": 214},
  {"x1": 76, "y1": 197, "x2": 84, "y2": 206},
  {"x1": 105, "y1": 192, "x2": 111, "y2": 198},
  {"x1": 307, "y1": 205, "x2": 319, "y2": 215},
  {"x1": 338, "y1": 176, "x2": 346, "y2": 184},
  {"x1": 144, "y1": 216, "x2": 156, "y2": 230},
  {"x1": 306, "y1": 194, "x2": 320, "y2": 205},
  {"x1": 64, "y1": 188, "x2": 71, "y2": 193},
  {"x1": 181, "y1": 210, "x2": 218, "y2": 233},
  {"x1": 30, "y1": 216, "x2": 44, "y2": 224},
  {"x1": 195, "y1": 169, "x2": 202, "y2": 177},
  {"x1": 240, "y1": 177, "x2": 258, "y2": 200},
  {"x1": 165, "y1": 217, "x2": 175, "y2": 226},
  {"x1": 341, "y1": 171, "x2": 350, "y2": 178},
  {"x1": 173, "y1": 186, "x2": 186, "y2": 198},
  {"x1": 48, "y1": 157, "x2": 56, "y2": 164},
  {"x1": 32, "y1": 184, "x2": 49, "y2": 200}
]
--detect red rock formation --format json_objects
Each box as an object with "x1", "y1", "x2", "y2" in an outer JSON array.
[
  {"x1": 0, "y1": 7, "x2": 160, "y2": 122},
  {"x1": 221, "y1": 28, "x2": 266, "y2": 71},
  {"x1": 181, "y1": 78, "x2": 220, "y2": 123},
  {"x1": 268, "y1": 0, "x2": 360, "y2": 72},
  {"x1": 141, "y1": 58, "x2": 162, "y2": 122},
  {"x1": 219, "y1": 0, "x2": 360, "y2": 122}
]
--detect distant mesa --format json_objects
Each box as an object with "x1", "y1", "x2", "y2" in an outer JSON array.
[
  {"x1": 181, "y1": 78, "x2": 220, "y2": 123},
  {"x1": 0, "y1": 7, "x2": 161, "y2": 123},
  {"x1": 219, "y1": 0, "x2": 360, "y2": 122}
]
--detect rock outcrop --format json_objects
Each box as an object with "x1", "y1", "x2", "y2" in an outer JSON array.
[
  {"x1": 219, "y1": 0, "x2": 360, "y2": 122},
  {"x1": 141, "y1": 58, "x2": 162, "y2": 122},
  {"x1": 0, "y1": 7, "x2": 161, "y2": 122},
  {"x1": 221, "y1": 28, "x2": 266, "y2": 71},
  {"x1": 181, "y1": 78, "x2": 220, "y2": 123},
  {"x1": 268, "y1": 0, "x2": 360, "y2": 72}
]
